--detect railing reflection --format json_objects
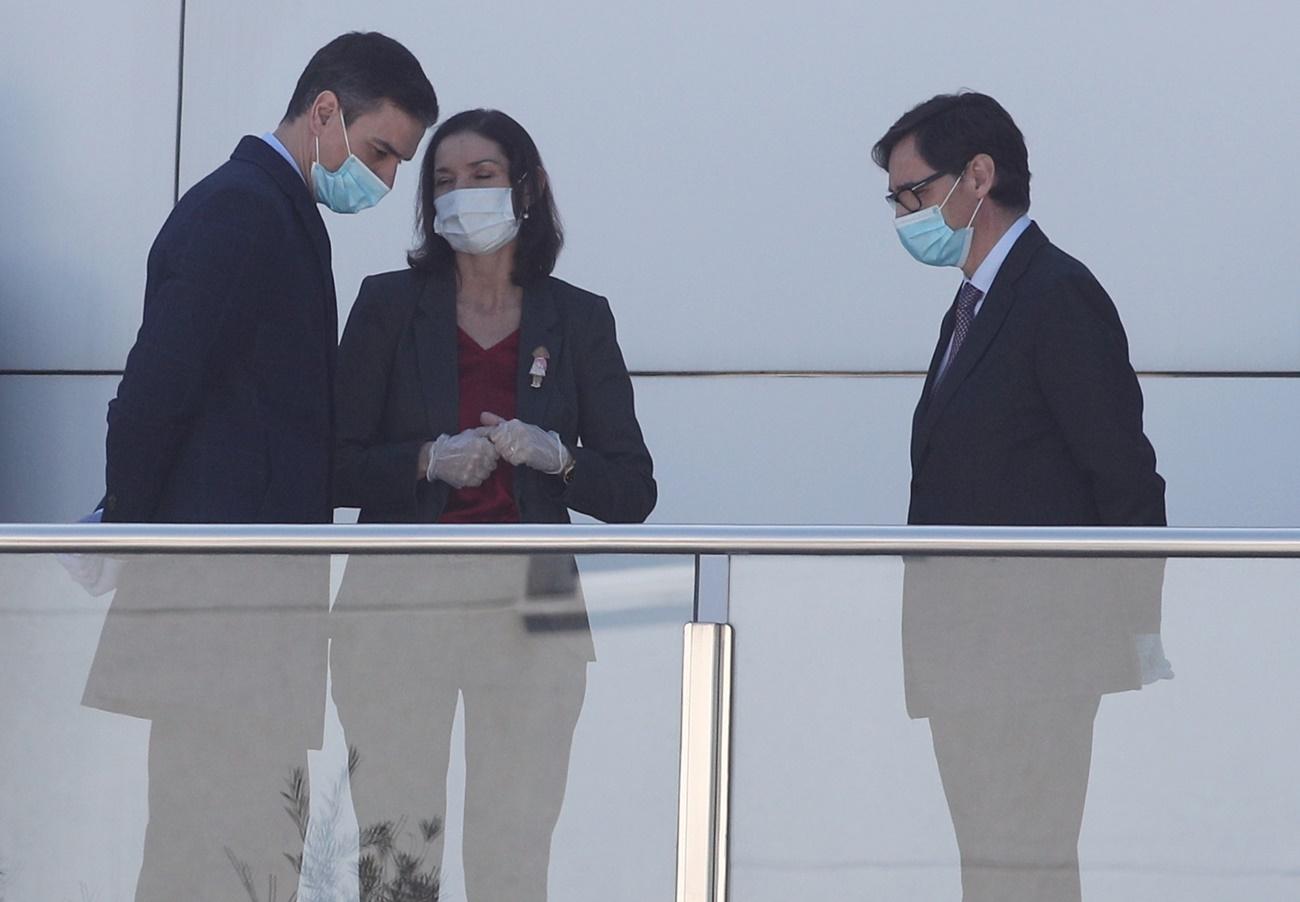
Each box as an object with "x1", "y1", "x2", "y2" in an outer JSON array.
[{"x1": 1, "y1": 526, "x2": 1296, "y2": 902}]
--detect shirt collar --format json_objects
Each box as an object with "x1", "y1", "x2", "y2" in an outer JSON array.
[
  {"x1": 260, "y1": 132, "x2": 303, "y2": 180},
  {"x1": 967, "y1": 213, "x2": 1032, "y2": 295}
]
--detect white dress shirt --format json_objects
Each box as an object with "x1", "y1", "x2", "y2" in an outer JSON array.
[{"x1": 260, "y1": 131, "x2": 304, "y2": 180}]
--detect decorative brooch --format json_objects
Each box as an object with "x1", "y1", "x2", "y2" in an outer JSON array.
[{"x1": 530, "y1": 346, "x2": 550, "y2": 388}]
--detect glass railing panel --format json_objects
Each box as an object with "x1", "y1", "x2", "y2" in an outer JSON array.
[
  {"x1": 727, "y1": 554, "x2": 1300, "y2": 902},
  {"x1": 0, "y1": 549, "x2": 694, "y2": 902}
]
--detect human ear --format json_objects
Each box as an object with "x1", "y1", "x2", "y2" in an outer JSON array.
[
  {"x1": 308, "y1": 91, "x2": 339, "y2": 137},
  {"x1": 969, "y1": 153, "x2": 997, "y2": 199}
]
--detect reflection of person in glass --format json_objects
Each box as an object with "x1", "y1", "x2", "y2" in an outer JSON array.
[
  {"x1": 330, "y1": 108, "x2": 656, "y2": 901},
  {"x1": 79, "y1": 33, "x2": 437, "y2": 902},
  {"x1": 902, "y1": 557, "x2": 1171, "y2": 902},
  {"x1": 871, "y1": 92, "x2": 1170, "y2": 900}
]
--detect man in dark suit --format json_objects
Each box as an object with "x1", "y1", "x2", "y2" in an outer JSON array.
[
  {"x1": 875, "y1": 92, "x2": 1165, "y2": 528},
  {"x1": 85, "y1": 33, "x2": 438, "y2": 901},
  {"x1": 103, "y1": 31, "x2": 436, "y2": 525},
  {"x1": 873, "y1": 92, "x2": 1168, "y2": 901}
]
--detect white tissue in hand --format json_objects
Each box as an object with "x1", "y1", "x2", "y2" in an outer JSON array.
[
  {"x1": 54, "y1": 509, "x2": 122, "y2": 597},
  {"x1": 1135, "y1": 633, "x2": 1174, "y2": 685}
]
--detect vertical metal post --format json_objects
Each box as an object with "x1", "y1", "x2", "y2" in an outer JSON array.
[{"x1": 676, "y1": 555, "x2": 733, "y2": 902}]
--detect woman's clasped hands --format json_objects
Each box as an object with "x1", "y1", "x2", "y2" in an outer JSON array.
[
  {"x1": 426, "y1": 412, "x2": 571, "y2": 488},
  {"x1": 480, "y1": 412, "x2": 571, "y2": 475}
]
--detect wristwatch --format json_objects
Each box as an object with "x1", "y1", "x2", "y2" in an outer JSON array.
[{"x1": 561, "y1": 452, "x2": 577, "y2": 485}]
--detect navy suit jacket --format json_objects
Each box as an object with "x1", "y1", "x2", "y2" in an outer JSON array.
[
  {"x1": 902, "y1": 224, "x2": 1167, "y2": 724},
  {"x1": 333, "y1": 269, "x2": 656, "y2": 525},
  {"x1": 103, "y1": 136, "x2": 337, "y2": 523},
  {"x1": 908, "y1": 222, "x2": 1166, "y2": 527}
]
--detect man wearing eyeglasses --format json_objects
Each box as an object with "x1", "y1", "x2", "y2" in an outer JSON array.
[
  {"x1": 875, "y1": 91, "x2": 1165, "y2": 527},
  {"x1": 873, "y1": 92, "x2": 1167, "y2": 902}
]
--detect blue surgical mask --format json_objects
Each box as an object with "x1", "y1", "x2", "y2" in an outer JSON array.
[
  {"x1": 893, "y1": 175, "x2": 983, "y2": 268},
  {"x1": 311, "y1": 110, "x2": 390, "y2": 214}
]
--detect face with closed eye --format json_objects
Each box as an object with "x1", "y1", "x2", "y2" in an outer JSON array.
[
  {"x1": 313, "y1": 96, "x2": 425, "y2": 190},
  {"x1": 428, "y1": 129, "x2": 534, "y2": 257},
  {"x1": 431, "y1": 131, "x2": 515, "y2": 200}
]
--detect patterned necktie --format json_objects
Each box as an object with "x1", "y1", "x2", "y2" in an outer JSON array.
[{"x1": 937, "y1": 281, "x2": 984, "y2": 384}]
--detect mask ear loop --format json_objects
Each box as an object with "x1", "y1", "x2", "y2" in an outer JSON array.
[
  {"x1": 938, "y1": 170, "x2": 985, "y2": 227},
  {"x1": 339, "y1": 108, "x2": 352, "y2": 157},
  {"x1": 937, "y1": 174, "x2": 963, "y2": 210},
  {"x1": 315, "y1": 108, "x2": 351, "y2": 169}
]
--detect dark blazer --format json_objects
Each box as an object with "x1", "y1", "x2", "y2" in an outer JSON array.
[
  {"x1": 909, "y1": 222, "x2": 1166, "y2": 527},
  {"x1": 85, "y1": 138, "x2": 334, "y2": 745},
  {"x1": 102, "y1": 136, "x2": 337, "y2": 524},
  {"x1": 901, "y1": 223, "x2": 1168, "y2": 731},
  {"x1": 334, "y1": 268, "x2": 656, "y2": 525}
]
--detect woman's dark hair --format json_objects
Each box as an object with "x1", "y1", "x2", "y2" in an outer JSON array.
[
  {"x1": 872, "y1": 92, "x2": 1031, "y2": 212},
  {"x1": 282, "y1": 32, "x2": 439, "y2": 128},
  {"x1": 408, "y1": 109, "x2": 564, "y2": 286}
]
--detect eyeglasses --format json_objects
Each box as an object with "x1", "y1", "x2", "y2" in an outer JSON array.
[{"x1": 885, "y1": 171, "x2": 952, "y2": 213}]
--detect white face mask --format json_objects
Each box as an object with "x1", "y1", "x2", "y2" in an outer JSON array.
[{"x1": 433, "y1": 187, "x2": 521, "y2": 255}]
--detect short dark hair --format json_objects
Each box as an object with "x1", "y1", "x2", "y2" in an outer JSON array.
[
  {"x1": 872, "y1": 92, "x2": 1031, "y2": 212},
  {"x1": 282, "y1": 32, "x2": 438, "y2": 127},
  {"x1": 409, "y1": 109, "x2": 564, "y2": 286}
]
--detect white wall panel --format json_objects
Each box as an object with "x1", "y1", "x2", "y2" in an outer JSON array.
[
  {"x1": 630, "y1": 375, "x2": 916, "y2": 525},
  {"x1": 177, "y1": 1, "x2": 1299, "y2": 373},
  {"x1": 0, "y1": 376, "x2": 116, "y2": 522},
  {"x1": 631, "y1": 375, "x2": 1299, "y2": 527},
  {"x1": 3, "y1": 372, "x2": 1294, "y2": 526},
  {"x1": 0, "y1": 2, "x2": 179, "y2": 371}
]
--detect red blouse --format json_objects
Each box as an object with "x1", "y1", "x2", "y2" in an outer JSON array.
[{"x1": 437, "y1": 327, "x2": 521, "y2": 524}]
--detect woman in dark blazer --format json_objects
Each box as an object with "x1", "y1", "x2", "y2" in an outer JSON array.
[{"x1": 330, "y1": 109, "x2": 655, "y2": 900}]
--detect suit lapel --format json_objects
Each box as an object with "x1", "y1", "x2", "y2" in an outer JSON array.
[
  {"x1": 295, "y1": 201, "x2": 335, "y2": 309},
  {"x1": 300, "y1": 203, "x2": 337, "y2": 380},
  {"x1": 232, "y1": 136, "x2": 333, "y2": 285},
  {"x1": 912, "y1": 223, "x2": 1049, "y2": 463},
  {"x1": 916, "y1": 292, "x2": 959, "y2": 415},
  {"x1": 231, "y1": 136, "x2": 337, "y2": 361},
  {"x1": 413, "y1": 275, "x2": 460, "y2": 437},
  {"x1": 515, "y1": 280, "x2": 563, "y2": 430},
  {"x1": 911, "y1": 300, "x2": 958, "y2": 468},
  {"x1": 284, "y1": 179, "x2": 337, "y2": 338}
]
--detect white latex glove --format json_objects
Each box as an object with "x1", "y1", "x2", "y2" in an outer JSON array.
[
  {"x1": 55, "y1": 510, "x2": 124, "y2": 597},
  {"x1": 426, "y1": 428, "x2": 499, "y2": 488},
  {"x1": 481, "y1": 412, "x2": 572, "y2": 475}
]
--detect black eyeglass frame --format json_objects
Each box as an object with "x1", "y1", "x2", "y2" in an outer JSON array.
[{"x1": 885, "y1": 170, "x2": 954, "y2": 213}]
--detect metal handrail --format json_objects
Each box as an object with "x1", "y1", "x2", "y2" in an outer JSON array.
[{"x1": 1, "y1": 524, "x2": 1297, "y2": 556}]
